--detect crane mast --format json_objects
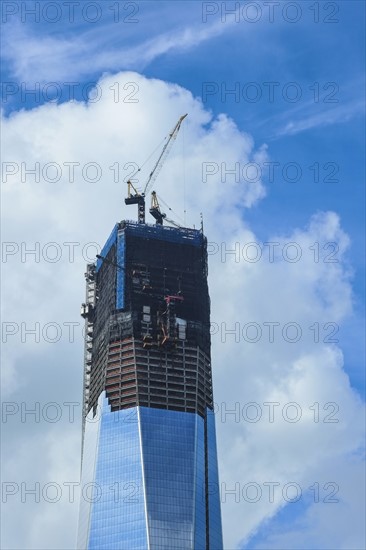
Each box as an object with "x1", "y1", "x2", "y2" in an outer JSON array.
[{"x1": 124, "y1": 114, "x2": 187, "y2": 224}]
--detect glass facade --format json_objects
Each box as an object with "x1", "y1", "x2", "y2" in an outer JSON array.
[
  {"x1": 140, "y1": 407, "x2": 202, "y2": 549},
  {"x1": 207, "y1": 409, "x2": 224, "y2": 549},
  {"x1": 77, "y1": 393, "x2": 223, "y2": 549}
]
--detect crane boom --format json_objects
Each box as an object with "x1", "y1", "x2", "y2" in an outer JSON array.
[
  {"x1": 143, "y1": 113, "x2": 187, "y2": 196},
  {"x1": 124, "y1": 114, "x2": 187, "y2": 224}
]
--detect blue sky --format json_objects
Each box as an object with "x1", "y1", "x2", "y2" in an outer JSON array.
[
  {"x1": 1, "y1": 2, "x2": 365, "y2": 549},
  {"x1": 2, "y1": 1, "x2": 364, "y2": 298}
]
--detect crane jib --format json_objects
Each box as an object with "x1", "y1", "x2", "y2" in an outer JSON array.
[{"x1": 124, "y1": 114, "x2": 188, "y2": 225}]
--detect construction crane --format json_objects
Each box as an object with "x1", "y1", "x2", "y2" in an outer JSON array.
[
  {"x1": 149, "y1": 191, "x2": 166, "y2": 225},
  {"x1": 150, "y1": 192, "x2": 182, "y2": 228},
  {"x1": 124, "y1": 114, "x2": 187, "y2": 224}
]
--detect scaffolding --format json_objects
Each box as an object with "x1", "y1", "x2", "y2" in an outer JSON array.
[{"x1": 82, "y1": 220, "x2": 212, "y2": 419}]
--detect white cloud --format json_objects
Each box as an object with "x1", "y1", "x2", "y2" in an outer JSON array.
[
  {"x1": 208, "y1": 207, "x2": 364, "y2": 548},
  {"x1": 1, "y1": 72, "x2": 364, "y2": 549},
  {"x1": 2, "y1": 13, "x2": 234, "y2": 83},
  {"x1": 248, "y1": 454, "x2": 365, "y2": 550},
  {"x1": 274, "y1": 99, "x2": 365, "y2": 137}
]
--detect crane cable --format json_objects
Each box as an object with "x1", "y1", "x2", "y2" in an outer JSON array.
[
  {"x1": 182, "y1": 120, "x2": 187, "y2": 226},
  {"x1": 143, "y1": 114, "x2": 187, "y2": 196},
  {"x1": 157, "y1": 194, "x2": 185, "y2": 225},
  {"x1": 129, "y1": 134, "x2": 169, "y2": 186}
]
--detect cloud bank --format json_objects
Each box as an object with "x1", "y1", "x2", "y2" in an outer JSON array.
[{"x1": 1, "y1": 72, "x2": 364, "y2": 549}]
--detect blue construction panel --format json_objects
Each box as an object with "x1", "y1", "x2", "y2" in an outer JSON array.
[
  {"x1": 96, "y1": 224, "x2": 118, "y2": 272},
  {"x1": 124, "y1": 220, "x2": 203, "y2": 247},
  {"x1": 96, "y1": 221, "x2": 201, "y2": 308},
  {"x1": 116, "y1": 232, "x2": 125, "y2": 310}
]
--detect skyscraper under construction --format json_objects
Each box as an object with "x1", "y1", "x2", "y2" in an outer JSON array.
[{"x1": 77, "y1": 116, "x2": 223, "y2": 549}]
